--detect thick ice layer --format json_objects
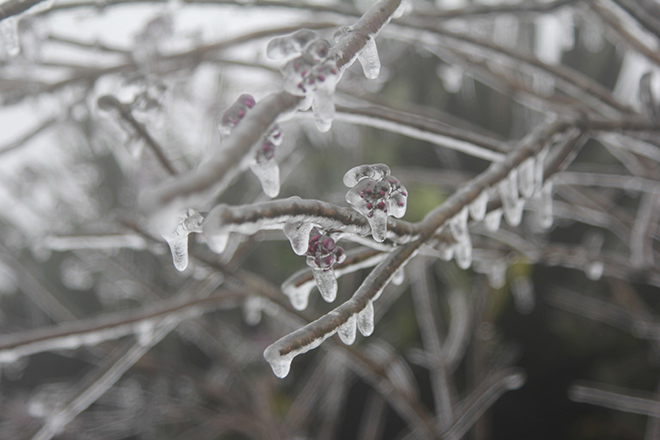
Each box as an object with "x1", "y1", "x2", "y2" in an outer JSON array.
[
  {"x1": 518, "y1": 158, "x2": 536, "y2": 199},
  {"x1": 498, "y1": 170, "x2": 524, "y2": 227},
  {"x1": 304, "y1": 60, "x2": 339, "y2": 132},
  {"x1": 357, "y1": 300, "x2": 375, "y2": 336},
  {"x1": 469, "y1": 190, "x2": 488, "y2": 222},
  {"x1": 162, "y1": 209, "x2": 205, "y2": 271},
  {"x1": 392, "y1": 0, "x2": 413, "y2": 18},
  {"x1": 218, "y1": 94, "x2": 256, "y2": 135},
  {"x1": 267, "y1": 29, "x2": 318, "y2": 59},
  {"x1": 284, "y1": 221, "x2": 315, "y2": 255},
  {"x1": 338, "y1": 314, "x2": 357, "y2": 345},
  {"x1": 1, "y1": 17, "x2": 20, "y2": 58},
  {"x1": 357, "y1": 36, "x2": 381, "y2": 80},
  {"x1": 345, "y1": 168, "x2": 408, "y2": 242},
  {"x1": 264, "y1": 332, "x2": 330, "y2": 378},
  {"x1": 484, "y1": 208, "x2": 503, "y2": 232},
  {"x1": 305, "y1": 231, "x2": 346, "y2": 302}
]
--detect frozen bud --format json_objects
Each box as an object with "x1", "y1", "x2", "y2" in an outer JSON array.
[
  {"x1": 343, "y1": 163, "x2": 391, "y2": 187},
  {"x1": 305, "y1": 229, "x2": 346, "y2": 302},
  {"x1": 267, "y1": 29, "x2": 318, "y2": 59},
  {"x1": 282, "y1": 56, "x2": 314, "y2": 96},
  {"x1": 303, "y1": 39, "x2": 330, "y2": 62},
  {"x1": 344, "y1": 166, "x2": 407, "y2": 242},
  {"x1": 267, "y1": 125, "x2": 283, "y2": 146},
  {"x1": 250, "y1": 141, "x2": 280, "y2": 198},
  {"x1": 218, "y1": 94, "x2": 256, "y2": 135},
  {"x1": 162, "y1": 209, "x2": 205, "y2": 271}
]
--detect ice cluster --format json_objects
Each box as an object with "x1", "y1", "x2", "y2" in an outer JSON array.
[
  {"x1": 305, "y1": 229, "x2": 346, "y2": 303},
  {"x1": 343, "y1": 164, "x2": 407, "y2": 242}
]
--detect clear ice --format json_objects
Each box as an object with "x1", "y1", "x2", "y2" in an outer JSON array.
[
  {"x1": 305, "y1": 231, "x2": 346, "y2": 302},
  {"x1": 357, "y1": 300, "x2": 375, "y2": 336},
  {"x1": 303, "y1": 60, "x2": 339, "y2": 132},
  {"x1": 338, "y1": 314, "x2": 357, "y2": 345},
  {"x1": 283, "y1": 220, "x2": 315, "y2": 255},
  {"x1": 469, "y1": 190, "x2": 488, "y2": 222},
  {"x1": 243, "y1": 296, "x2": 263, "y2": 325},
  {"x1": 266, "y1": 29, "x2": 318, "y2": 59},
  {"x1": 487, "y1": 260, "x2": 507, "y2": 289},
  {"x1": 449, "y1": 207, "x2": 469, "y2": 243},
  {"x1": 454, "y1": 235, "x2": 472, "y2": 270},
  {"x1": 536, "y1": 181, "x2": 554, "y2": 230},
  {"x1": 584, "y1": 261, "x2": 604, "y2": 281},
  {"x1": 250, "y1": 125, "x2": 283, "y2": 197},
  {"x1": 162, "y1": 209, "x2": 205, "y2": 271},
  {"x1": 357, "y1": 36, "x2": 381, "y2": 80},
  {"x1": 344, "y1": 164, "x2": 408, "y2": 242}
]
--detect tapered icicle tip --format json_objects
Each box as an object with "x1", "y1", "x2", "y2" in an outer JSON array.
[
  {"x1": 357, "y1": 300, "x2": 374, "y2": 337},
  {"x1": 263, "y1": 345, "x2": 292, "y2": 378},
  {"x1": 283, "y1": 220, "x2": 314, "y2": 255},
  {"x1": 312, "y1": 269, "x2": 338, "y2": 302},
  {"x1": 165, "y1": 236, "x2": 189, "y2": 271},
  {"x1": 338, "y1": 314, "x2": 357, "y2": 345},
  {"x1": 357, "y1": 37, "x2": 381, "y2": 80}
]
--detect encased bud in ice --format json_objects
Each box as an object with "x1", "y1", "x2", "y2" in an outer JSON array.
[
  {"x1": 218, "y1": 94, "x2": 256, "y2": 135},
  {"x1": 266, "y1": 29, "x2": 318, "y2": 59}
]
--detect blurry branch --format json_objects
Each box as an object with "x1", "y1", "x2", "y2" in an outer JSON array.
[
  {"x1": 46, "y1": 33, "x2": 131, "y2": 55},
  {"x1": 0, "y1": 276, "x2": 230, "y2": 363},
  {"x1": 413, "y1": 0, "x2": 577, "y2": 19},
  {"x1": 97, "y1": 94, "x2": 179, "y2": 175},
  {"x1": 611, "y1": 0, "x2": 660, "y2": 41},
  {"x1": 0, "y1": 117, "x2": 58, "y2": 157},
  {"x1": 630, "y1": 188, "x2": 660, "y2": 268},
  {"x1": 570, "y1": 381, "x2": 660, "y2": 417},
  {"x1": 0, "y1": 0, "x2": 47, "y2": 21}
]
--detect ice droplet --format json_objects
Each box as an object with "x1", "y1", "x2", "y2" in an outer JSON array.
[
  {"x1": 266, "y1": 29, "x2": 318, "y2": 59},
  {"x1": 454, "y1": 234, "x2": 472, "y2": 269},
  {"x1": 135, "y1": 320, "x2": 155, "y2": 346},
  {"x1": 306, "y1": 231, "x2": 346, "y2": 302},
  {"x1": 1, "y1": 17, "x2": 20, "y2": 58},
  {"x1": 437, "y1": 241, "x2": 455, "y2": 261},
  {"x1": 243, "y1": 296, "x2": 262, "y2": 325},
  {"x1": 284, "y1": 221, "x2": 314, "y2": 255},
  {"x1": 338, "y1": 314, "x2": 357, "y2": 345},
  {"x1": 162, "y1": 209, "x2": 205, "y2": 271},
  {"x1": 498, "y1": 170, "x2": 524, "y2": 227},
  {"x1": 312, "y1": 269, "x2": 338, "y2": 302},
  {"x1": 536, "y1": 181, "x2": 554, "y2": 230},
  {"x1": 518, "y1": 158, "x2": 536, "y2": 199},
  {"x1": 249, "y1": 154, "x2": 280, "y2": 198},
  {"x1": 449, "y1": 207, "x2": 469, "y2": 243},
  {"x1": 264, "y1": 346, "x2": 293, "y2": 378},
  {"x1": 469, "y1": 190, "x2": 488, "y2": 222},
  {"x1": 392, "y1": 267, "x2": 405, "y2": 285},
  {"x1": 357, "y1": 36, "x2": 380, "y2": 79},
  {"x1": 585, "y1": 261, "x2": 604, "y2": 281},
  {"x1": 304, "y1": 60, "x2": 339, "y2": 132},
  {"x1": 392, "y1": 0, "x2": 413, "y2": 18},
  {"x1": 283, "y1": 280, "x2": 313, "y2": 310},
  {"x1": 511, "y1": 277, "x2": 534, "y2": 314},
  {"x1": 484, "y1": 208, "x2": 503, "y2": 232},
  {"x1": 486, "y1": 260, "x2": 507, "y2": 289},
  {"x1": 206, "y1": 231, "x2": 229, "y2": 254},
  {"x1": 357, "y1": 300, "x2": 375, "y2": 336}
]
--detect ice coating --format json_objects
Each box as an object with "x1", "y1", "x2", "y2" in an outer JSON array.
[
  {"x1": 162, "y1": 209, "x2": 205, "y2": 271},
  {"x1": 305, "y1": 230, "x2": 346, "y2": 302},
  {"x1": 392, "y1": 0, "x2": 413, "y2": 18},
  {"x1": 585, "y1": 261, "x2": 604, "y2": 281},
  {"x1": 338, "y1": 314, "x2": 357, "y2": 345},
  {"x1": 392, "y1": 267, "x2": 405, "y2": 285},
  {"x1": 283, "y1": 220, "x2": 315, "y2": 255},
  {"x1": 266, "y1": 29, "x2": 318, "y2": 59},
  {"x1": 303, "y1": 39, "x2": 330, "y2": 63},
  {"x1": 343, "y1": 163, "x2": 391, "y2": 187},
  {"x1": 449, "y1": 207, "x2": 469, "y2": 243},
  {"x1": 135, "y1": 320, "x2": 155, "y2": 346},
  {"x1": 498, "y1": 170, "x2": 524, "y2": 227},
  {"x1": 484, "y1": 208, "x2": 503, "y2": 232},
  {"x1": 264, "y1": 333, "x2": 328, "y2": 378},
  {"x1": 518, "y1": 158, "x2": 536, "y2": 199},
  {"x1": 218, "y1": 94, "x2": 256, "y2": 135},
  {"x1": 1, "y1": 17, "x2": 20, "y2": 58},
  {"x1": 303, "y1": 60, "x2": 340, "y2": 132},
  {"x1": 250, "y1": 140, "x2": 280, "y2": 198},
  {"x1": 357, "y1": 36, "x2": 381, "y2": 79},
  {"x1": 357, "y1": 300, "x2": 374, "y2": 336},
  {"x1": 282, "y1": 56, "x2": 315, "y2": 96},
  {"x1": 469, "y1": 190, "x2": 488, "y2": 222},
  {"x1": 536, "y1": 181, "x2": 554, "y2": 229},
  {"x1": 344, "y1": 164, "x2": 408, "y2": 242}
]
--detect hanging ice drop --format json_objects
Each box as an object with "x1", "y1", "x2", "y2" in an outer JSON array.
[
  {"x1": 162, "y1": 209, "x2": 205, "y2": 271},
  {"x1": 357, "y1": 36, "x2": 381, "y2": 79},
  {"x1": 469, "y1": 190, "x2": 488, "y2": 222},
  {"x1": 338, "y1": 314, "x2": 357, "y2": 345},
  {"x1": 449, "y1": 207, "x2": 469, "y2": 243},
  {"x1": 484, "y1": 208, "x2": 502, "y2": 232},
  {"x1": 283, "y1": 220, "x2": 315, "y2": 255},
  {"x1": 357, "y1": 300, "x2": 375, "y2": 336},
  {"x1": 305, "y1": 231, "x2": 346, "y2": 302},
  {"x1": 518, "y1": 158, "x2": 536, "y2": 199},
  {"x1": 499, "y1": 170, "x2": 524, "y2": 227},
  {"x1": 266, "y1": 29, "x2": 318, "y2": 59}
]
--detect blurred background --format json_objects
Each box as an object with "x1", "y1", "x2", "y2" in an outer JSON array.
[{"x1": 0, "y1": 0, "x2": 659, "y2": 438}]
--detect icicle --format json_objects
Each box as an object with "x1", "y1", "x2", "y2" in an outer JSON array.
[
  {"x1": 511, "y1": 277, "x2": 534, "y2": 314},
  {"x1": 487, "y1": 260, "x2": 507, "y2": 289},
  {"x1": 162, "y1": 209, "x2": 205, "y2": 271},
  {"x1": 584, "y1": 261, "x2": 604, "y2": 281},
  {"x1": 357, "y1": 36, "x2": 380, "y2": 79},
  {"x1": 249, "y1": 144, "x2": 280, "y2": 197},
  {"x1": 284, "y1": 220, "x2": 315, "y2": 255},
  {"x1": 534, "y1": 144, "x2": 549, "y2": 194},
  {"x1": 536, "y1": 181, "x2": 554, "y2": 230},
  {"x1": 469, "y1": 190, "x2": 488, "y2": 222},
  {"x1": 518, "y1": 158, "x2": 536, "y2": 199},
  {"x1": 0, "y1": 17, "x2": 20, "y2": 58},
  {"x1": 243, "y1": 296, "x2": 263, "y2": 325},
  {"x1": 218, "y1": 94, "x2": 256, "y2": 136},
  {"x1": 581, "y1": 14, "x2": 603, "y2": 53},
  {"x1": 498, "y1": 170, "x2": 524, "y2": 227},
  {"x1": 266, "y1": 29, "x2": 318, "y2": 59},
  {"x1": 437, "y1": 242, "x2": 455, "y2": 261},
  {"x1": 437, "y1": 64, "x2": 463, "y2": 93},
  {"x1": 338, "y1": 314, "x2": 357, "y2": 345},
  {"x1": 264, "y1": 332, "x2": 328, "y2": 378},
  {"x1": 282, "y1": 280, "x2": 314, "y2": 311},
  {"x1": 534, "y1": 15, "x2": 563, "y2": 65},
  {"x1": 484, "y1": 208, "x2": 503, "y2": 232},
  {"x1": 449, "y1": 207, "x2": 469, "y2": 243},
  {"x1": 454, "y1": 234, "x2": 472, "y2": 270},
  {"x1": 305, "y1": 231, "x2": 346, "y2": 302},
  {"x1": 344, "y1": 165, "x2": 408, "y2": 242},
  {"x1": 392, "y1": 267, "x2": 405, "y2": 285},
  {"x1": 358, "y1": 300, "x2": 375, "y2": 336},
  {"x1": 304, "y1": 60, "x2": 339, "y2": 132}
]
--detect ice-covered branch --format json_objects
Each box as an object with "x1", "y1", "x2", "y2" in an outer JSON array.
[
  {"x1": 570, "y1": 381, "x2": 660, "y2": 417},
  {"x1": 631, "y1": 188, "x2": 660, "y2": 268}
]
